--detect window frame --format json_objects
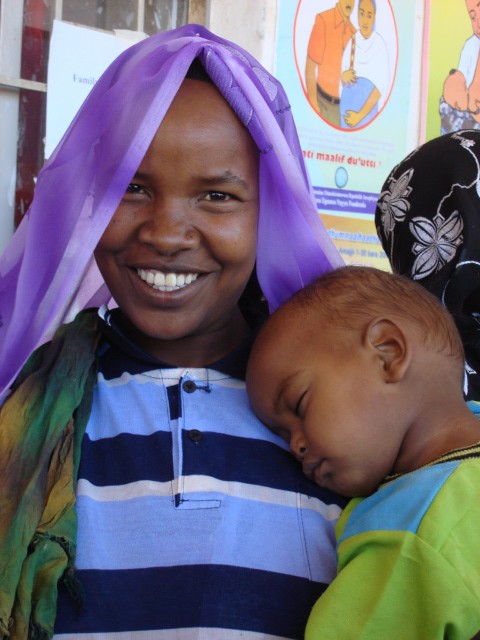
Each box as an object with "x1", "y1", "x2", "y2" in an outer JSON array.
[{"x1": 0, "y1": 0, "x2": 205, "y2": 252}]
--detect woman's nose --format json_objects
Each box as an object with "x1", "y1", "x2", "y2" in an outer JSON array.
[{"x1": 137, "y1": 201, "x2": 198, "y2": 254}]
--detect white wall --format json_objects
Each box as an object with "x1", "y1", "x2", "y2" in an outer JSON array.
[{"x1": 206, "y1": 0, "x2": 278, "y2": 72}]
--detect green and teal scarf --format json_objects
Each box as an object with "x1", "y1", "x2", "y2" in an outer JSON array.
[{"x1": 0, "y1": 310, "x2": 100, "y2": 640}]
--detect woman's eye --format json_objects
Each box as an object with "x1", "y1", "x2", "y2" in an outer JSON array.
[
  {"x1": 203, "y1": 191, "x2": 231, "y2": 202},
  {"x1": 125, "y1": 183, "x2": 146, "y2": 195}
]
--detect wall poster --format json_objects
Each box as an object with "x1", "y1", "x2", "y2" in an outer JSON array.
[{"x1": 275, "y1": 0, "x2": 422, "y2": 268}]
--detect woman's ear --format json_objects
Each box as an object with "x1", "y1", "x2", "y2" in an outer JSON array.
[{"x1": 363, "y1": 318, "x2": 411, "y2": 383}]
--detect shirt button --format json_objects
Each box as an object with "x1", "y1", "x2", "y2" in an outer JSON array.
[
  {"x1": 188, "y1": 429, "x2": 203, "y2": 442},
  {"x1": 182, "y1": 380, "x2": 197, "y2": 393}
]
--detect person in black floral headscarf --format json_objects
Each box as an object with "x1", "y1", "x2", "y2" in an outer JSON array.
[{"x1": 375, "y1": 129, "x2": 480, "y2": 410}]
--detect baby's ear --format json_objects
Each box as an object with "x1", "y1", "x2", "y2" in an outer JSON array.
[{"x1": 363, "y1": 318, "x2": 411, "y2": 383}]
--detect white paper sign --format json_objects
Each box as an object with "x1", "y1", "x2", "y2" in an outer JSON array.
[{"x1": 46, "y1": 20, "x2": 146, "y2": 158}]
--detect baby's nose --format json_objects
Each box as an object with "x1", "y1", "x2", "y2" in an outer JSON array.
[{"x1": 290, "y1": 434, "x2": 308, "y2": 461}]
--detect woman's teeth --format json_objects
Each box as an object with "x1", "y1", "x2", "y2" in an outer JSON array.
[{"x1": 137, "y1": 269, "x2": 199, "y2": 291}]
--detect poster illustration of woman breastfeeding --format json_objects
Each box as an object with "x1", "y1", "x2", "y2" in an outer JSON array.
[{"x1": 423, "y1": 0, "x2": 480, "y2": 141}]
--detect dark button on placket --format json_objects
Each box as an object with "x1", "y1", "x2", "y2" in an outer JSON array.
[
  {"x1": 182, "y1": 380, "x2": 197, "y2": 393},
  {"x1": 188, "y1": 429, "x2": 203, "y2": 443}
]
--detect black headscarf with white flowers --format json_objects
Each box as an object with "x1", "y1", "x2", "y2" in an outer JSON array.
[{"x1": 375, "y1": 129, "x2": 480, "y2": 401}]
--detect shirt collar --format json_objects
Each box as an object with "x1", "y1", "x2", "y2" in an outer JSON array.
[{"x1": 97, "y1": 305, "x2": 263, "y2": 380}]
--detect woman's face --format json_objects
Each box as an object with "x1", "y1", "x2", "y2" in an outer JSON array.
[
  {"x1": 94, "y1": 79, "x2": 259, "y2": 364},
  {"x1": 359, "y1": 0, "x2": 376, "y2": 39},
  {"x1": 467, "y1": 0, "x2": 480, "y2": 38}
]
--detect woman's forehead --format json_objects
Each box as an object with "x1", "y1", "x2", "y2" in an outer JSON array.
[
  {"x1": 161, "y1": 80, "x2": 251, "y2": 140},
  {"x1": 145, "y1": 79, "x2": 259, "y2": 168},
  {"x1": 164, "y1": 79, "x2": 239, "y2": 121}
]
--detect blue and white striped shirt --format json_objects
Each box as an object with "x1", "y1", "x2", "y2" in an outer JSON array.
[{"x1": 54, "y1": 309, "x2": 345, "y2": 640}]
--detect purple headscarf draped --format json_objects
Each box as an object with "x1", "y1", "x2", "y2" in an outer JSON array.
[{"x1": 0, "y1": 24, "x2": 342, "y2": 396}]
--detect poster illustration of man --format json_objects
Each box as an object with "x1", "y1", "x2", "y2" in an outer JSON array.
[{"x1": 305, "y1": 0, "x2": 356, "y2": 126}]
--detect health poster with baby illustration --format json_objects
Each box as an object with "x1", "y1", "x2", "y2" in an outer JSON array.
[
  {"x1": 275, "y1": 0, "x2": 422, "y2": 269},
  {"x1": 422, "y1": 0, "x2": 480, "y2": 142}
]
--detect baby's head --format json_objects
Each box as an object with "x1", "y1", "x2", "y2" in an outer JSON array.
[{"x1": 246, "y1": 266, "x2": 464, "y2": 497}]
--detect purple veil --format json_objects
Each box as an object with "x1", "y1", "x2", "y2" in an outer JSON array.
[{"x1": 0, "y1": 24, "x2": 342, "y2": 396}]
